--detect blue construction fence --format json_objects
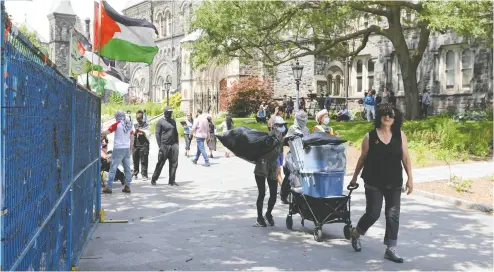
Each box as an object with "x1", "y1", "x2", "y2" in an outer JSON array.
[{"x1": 1, "y1": 4, "x2": 101, "y2": 271}]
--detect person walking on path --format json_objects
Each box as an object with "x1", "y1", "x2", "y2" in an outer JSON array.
[
  {"x1": 191, "y1": 109, "x2": 211, "y2": 167},
  {"x1": 207, "y1": 116, "x2": 217, "y2": 158},
  {"x1": 182, "y1": 113, "x2": 194, "y2": 157},
  {"x1": 218, "y1": 114, "x2": 234, "y2": 158},
  {"x1": 254, "y1": 116, "x2": 287, "y2": 227},
  {"x1": 102, "y1": 111, "x2": 134, "y2": 194},
  {"x1": 318, "y1": 93, "x2": 325, "y2": 110},
  {"x1": 132, "y1": 110, "x2": 150, "y2": 181},
  {"x1": 151, "y1": 106, "x2": 180, "y2": 186},
  {"x1": 349, "y1": 103, "x2": 413, "y2": 263},
  {"x1": 421, "y1": 90, "x2": 431, "y2": 118},
  {"x1": 364, "y1": 90, "x2": 376, "y2": 122}
]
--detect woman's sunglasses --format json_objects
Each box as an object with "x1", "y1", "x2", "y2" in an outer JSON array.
[{"x1": 380, "y1": 111, "x2": 395, "y2": 119}]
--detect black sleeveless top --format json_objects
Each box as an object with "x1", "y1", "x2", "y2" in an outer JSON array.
[{"x1": 361, "y1": 129, "x2": 403, "y2": 189}]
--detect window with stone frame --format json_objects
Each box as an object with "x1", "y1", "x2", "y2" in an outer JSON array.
[
  {"x1": 461, "y1": 49, "x2": 473, "y2": 88},
  {"x1": 334, "y1": 75, "x2": 341, "y2": 96},
  {"x1": 156, "y1": 13, "x2": 164, "y2": 37},
  {"x1": 439, "y1": 45, "x2": 474, "y2": 92},
  {"x1": 165, "y1": 10, "x2": 172, "y2": 37},
  {"x1": 327, "y1": 75, "x2": 333, "y2": 95},
  {"x1": 367, "y1": 59, "x2": 375, "y2": 90},
  {"x1": 356, "y1": 60, "x2": 363, "y2": 93},
  {"x1": 317, "y1": 81, "x2": 327, "y2": 95}
]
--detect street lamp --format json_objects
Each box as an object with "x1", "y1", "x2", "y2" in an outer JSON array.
[
  {"x1": 163, "y1": 76, "x2": 171, "y2": 106},
  {"x1": 291, "y1": 59, "x2": 304, "y2": 111}
]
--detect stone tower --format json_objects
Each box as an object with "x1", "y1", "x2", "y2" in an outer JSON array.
[{"x1": 47, "y1": 0, "x2": 77, "y2": 76}]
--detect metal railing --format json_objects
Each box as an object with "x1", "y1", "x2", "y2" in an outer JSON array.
[{"x1": 1, "y1": 4, "x2": 101, "y2": 270}]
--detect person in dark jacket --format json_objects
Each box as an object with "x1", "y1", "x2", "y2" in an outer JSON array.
[
  {"x1": 133, "y1": 110, "x2": 150, "y2": 180},
  {"x1": 151, "y1": 106, "x2": 180, "y2": 186},
  {"x1": 254, "y1": 116, "x2": 287, "y2": 227},
  {"x1": 318, "y1": 93, "x2": 325, "y2": 110},
  {"x1": 349, "y1": 103, "x2": 413, "y2": 263}
]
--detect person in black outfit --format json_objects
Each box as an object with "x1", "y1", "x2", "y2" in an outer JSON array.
[
  {"x1": 133, "y1": 110, "x2": 150, "y2": 180},
  {"x1": 349, "y1": 103, "x2": 413, "y2": 263},
  {"x1": 318, "y1": 93, "x2": 325, "y2": 110},
  {"x1": 151, "y1": 106, "x2": 180, "y2": 186}
]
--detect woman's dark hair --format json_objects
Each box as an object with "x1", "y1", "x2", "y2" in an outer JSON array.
[
  {"x1": 226, "y1": 115, "x2": 234, "y2": 130},
  {"x1": 374, "y1": 103, "x2": 402, "y2": 134}
]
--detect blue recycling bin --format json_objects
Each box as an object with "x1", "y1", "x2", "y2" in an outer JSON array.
[{"x1": 300, "y1": 171, "x2": 345, "y2": 198}]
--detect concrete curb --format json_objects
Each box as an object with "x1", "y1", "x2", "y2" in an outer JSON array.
[{"x1": 414, "y1": 189, "x2": 493, "y2": 214}]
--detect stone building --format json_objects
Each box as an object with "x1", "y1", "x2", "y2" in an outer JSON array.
[{"x1": 48, "y1": 0, "x2": 492, "y2": 114}]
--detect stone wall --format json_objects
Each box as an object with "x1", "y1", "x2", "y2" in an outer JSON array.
[
  {"x1": 48, "y1": 13, "x2": 77, "y2": 76},
  {"x1": 273, "y1": 55, "x2": 315, "y2": 99}
]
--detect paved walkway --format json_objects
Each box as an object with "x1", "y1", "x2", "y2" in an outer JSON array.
[{"x1": 79, "y1": 139, "x2": 493, "y2": 271}]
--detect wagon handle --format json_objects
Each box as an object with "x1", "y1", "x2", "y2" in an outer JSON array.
[{"x1": 347, "y1": 183, "x2": 359, "y2": 191}]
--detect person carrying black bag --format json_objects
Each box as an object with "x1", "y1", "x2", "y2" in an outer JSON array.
[
  {"x1": 133, "y1": 110, "x2": 150, "y2": 180},
  {"x1": 151, "y1": 106, "x2": 180, "y2": 186}
]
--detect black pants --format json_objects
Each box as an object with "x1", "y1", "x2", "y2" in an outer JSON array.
[
  {"x1": 255, "y1": 175, "x2": 278, "y2": 218},
  {"x1": 133, "y1": 145, "x2": 149, "y2": 178},
  {"x1": 422, "y1": 104, "x2": 429, "y2": 118},
  {"x1": 356, "y1": 185, "x2": 401, "y2": 247},
  {"x1": 337, "y1": 115, "x2": 350, "y2": 122},
  {"x1": 101, "y1": 159, "x2": 125, "y2": 183},
  {"x1": 152, "y1": 144, "x2": 179, "y2": 184},
  {"x1": 256, "y1": 116, "x2": 267, "y2": 123},
  {"x1": 280, "y1": 165, "x2": 291, "y2": 199}
]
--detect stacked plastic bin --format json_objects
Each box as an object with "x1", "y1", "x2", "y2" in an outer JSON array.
[{"x1": 296, "y1": 141, "x2": 347, "y2": 198}]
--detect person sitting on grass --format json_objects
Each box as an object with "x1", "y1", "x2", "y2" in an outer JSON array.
[
  {"x1": 256, "y1": 105, "x2": 267, "y2": 123},
  {"x1": 312, "y1": 109, "x2": 339, "y2": 136},
  {"x1": 337, "y1": 105, "x2": 351, "y2": 122}
]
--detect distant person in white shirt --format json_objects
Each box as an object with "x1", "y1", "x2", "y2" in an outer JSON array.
[{"x1": 337, "y1": 106, "x2": 351, "y2": 122}]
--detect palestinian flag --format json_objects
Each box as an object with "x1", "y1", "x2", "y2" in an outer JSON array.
[
  {"x1": 71, "y1": 28, "x2": 109, "y2": 76},
  {"x1": 94, "y1": 1, "x2": 158, "y2": 64}
]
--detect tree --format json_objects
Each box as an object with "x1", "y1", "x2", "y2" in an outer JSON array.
[
  {"x1": 226, "y1": 76, "x2": 272, "y2": 117},
  {"x1": 189, "y1": 0, "x2": 493, "y2": 120},
  {"x1": 17, "y1": 23, "x2": 48, "y2": 54}
]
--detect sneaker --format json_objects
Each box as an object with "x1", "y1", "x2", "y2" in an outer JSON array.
[
  {"x1": 132, "y1": 174, "x2": 138, "y2": 179},
  {"x1": 203, "y1": 162, "x2": 211, "y2": 167},
  {"x1": 351, "y1": 228, "x2": 362, "y2": 252},
  {"x1": 142, "y1": 176, "x2": 148, "y2": 181},
  {"x1": 102, "y1": 187, "x2": 112, "y2": 194},
  {"x1": 191, "y1": 159, "x2": 197, "y2": 165},
  {"x1": 256, "y1": 217, "x2": 267, "y2": 227},
  {"x1": 122, "y1": 186, "x2": 131, "y2": 193},
  {"x1": 169, "y1": 182, "x2": 179, "y2": 186},
  {"x1": 384, "y1": 248, "x2": 403, "y2": 263},
  {"x1": 280, "y1": 197, "x2": 289, "y2": 205},
  {"x1": 264, "y1": 213, "x2": 275, "y2": 226},
  {"x1": 151, "y1": 180, "x2": 157, "y2": 186}
]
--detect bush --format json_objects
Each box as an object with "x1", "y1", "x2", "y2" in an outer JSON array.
[
  {"x1": 226, "y1": 76, "x2": 272, "y2": 117},
  {"x1": 109, "y1": 92, "x2": 123, "y2": 105},
  {"x1": 167, "y1": 92, "x2": 182, "y2": 110},
  {"x1": 448, "y1": 175, "x2": 473, "y2": 193}
]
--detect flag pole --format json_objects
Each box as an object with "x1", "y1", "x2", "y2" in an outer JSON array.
[
  {"x1": 69, "y1": 28, "x2": 73, "y2": 79},
  {"x1": 97, "y1": 0, "x2": 103, "y2": 94}
]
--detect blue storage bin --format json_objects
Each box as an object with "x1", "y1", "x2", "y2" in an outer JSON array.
[{"x1": 300, "y1": 171, "x2": 345, "y2": 198}]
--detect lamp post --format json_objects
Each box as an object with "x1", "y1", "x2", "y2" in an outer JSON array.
[
  {"x1": 163, "y1": 77, "x2": 171, "y2": 106},
  {"x1": 291, "y1": 59, "x2": 304, "y2": 111}
]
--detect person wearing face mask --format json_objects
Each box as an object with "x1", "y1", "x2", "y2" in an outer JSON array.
[
  {"x1": 151, "y1": 106, "x2": 180, "y2": 186},
  {"x1": 313, "y1": 109, "x2": 338, "y2": 135},
  {"x1": 254, "y1": 116, "x2": 287, "y2": 227},
  {"x1": 280, "y1": 110, "x2": 311, "y2": 204},
  {"x1": 132, "y1": 110, "x2": 150, "y2": 181}
]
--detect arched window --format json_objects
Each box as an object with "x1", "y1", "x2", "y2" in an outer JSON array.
[
  {"x1": 368, "y1": 59, "x2": 375, "y2": 90},
  {"x1": 327, "y1": 75, "x2": 333, "y2": 95},
  {"x1": 140, "y1": 78, "x2": 146, "y2": 100},
  {"x1": 356, "y1": 60, "x2": 363, "y2": 92},
  {"x1": 164, "y1": 10, "x2": 171, "y2": 37},
  {"x1": 335, "y1": 75, "x2": 341, "y2": 96},
  {"x1": 461, "y1": 49, "x2": 473, "y2": 88},
  {"x1": 445, "y1": 50, "x2": 456, "y2": 89},
  {"x1": 157, "y1": 13, "x2": 163, "y2": 37}
]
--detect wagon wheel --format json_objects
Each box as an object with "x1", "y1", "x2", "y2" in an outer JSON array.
[
  {"x1": 286, "y1": 215, "x2": 293, "y2": 230},
  {"x1": 313, "y1": 227, "x2": 323, "y2": 242},
  {"x1": 343, "y1": 224, "x2": 352, "y2": 240}
]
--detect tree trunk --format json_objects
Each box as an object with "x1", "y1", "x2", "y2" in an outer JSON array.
[{"x1": 398, "y1": 56, "x2": 421, "y2": 120}]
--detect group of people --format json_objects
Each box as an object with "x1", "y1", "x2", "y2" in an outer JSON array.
[
  {"x1": 101, "y1": 100, "x2": 414, "y2": 263},
  {"x1": 252, "y1": 103, "x2": 413, "y2": 263}
]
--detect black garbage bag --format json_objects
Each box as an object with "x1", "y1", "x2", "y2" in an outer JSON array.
[
  {"x1": 303, "y1": 132, "x2": 346, "y2": 148},
  {"x1": 217, "y1": 126, "x2": 279, "y2": 164}
]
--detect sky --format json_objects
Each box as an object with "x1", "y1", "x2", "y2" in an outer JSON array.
[{"x1": 4, "y1": 0, "x2": 132, "y2": 41}]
